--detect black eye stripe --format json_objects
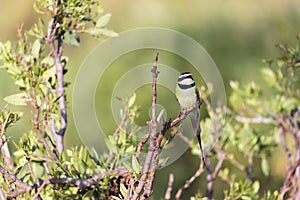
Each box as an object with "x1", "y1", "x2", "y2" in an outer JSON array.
[
  {"x1": 178, "y1": 75, "x2": 194, "y2": 82},
  {"x1": 178, "y1": 82, "x2": 195, "y2": 89}
]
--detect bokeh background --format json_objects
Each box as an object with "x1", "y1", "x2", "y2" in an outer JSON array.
[{"x1": 1, "y1": 0, "x2": 300, "y2": 199}]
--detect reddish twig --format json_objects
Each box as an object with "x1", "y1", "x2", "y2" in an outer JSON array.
[
  {"x1": 132, "y1": 53, "x2": 159, "y2": 199},
  {"x1": 165, "y1": 173, "x2": 174, "y2": 200},
  {"x1": 0, "y1": 164, "x2": 31, "y2": 198},
  {"x1": 175, "y1": 162, "x2": 204, "y2": 200},
  {"x1": 0, "y1": 140, "x2": 14, "y2": 171},
  {"x1": 46, "y1": 7, "x2": 67, "y2": 154},
  {"x1": 206, "y1": 139, "x2": 225, "y2": 199},
  {"x1": 31, "y1": 168, "x2": 130, "y2": 199}
]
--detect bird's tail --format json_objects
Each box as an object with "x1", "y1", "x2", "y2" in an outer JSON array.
[{"x1": 189, "y1": 109, "x2": 207, "y2": 168}]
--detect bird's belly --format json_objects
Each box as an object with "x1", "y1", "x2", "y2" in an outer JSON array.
[{"x1": 178, "y1": 96, "x2": 197, "y2": 109}]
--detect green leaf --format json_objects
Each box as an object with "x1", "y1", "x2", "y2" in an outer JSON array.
[
  {"x1": 261, "y1": 158, "x2": 270, "y2": 176},
  {"x1": 241, "y1": 196, "x2": 252, "y2": 200},
  {"x1": 86, "y1": 28, "x2": 118, "y2": 37},
  {"x1": 33, "y1": 2, "x2": 45, "y2": 14},
  {"x1": 128, "y1": 93, "x2": 136, "y2": 108},
  {"x1": 41, "y1": 56, "x2": 54, "y2": 66},
  {"x1": 282, "y1": 98, "x2": 298, "y2": 110},
  {"x1": 4, "y1": 92, "x2": 30, "y2": 106},
  {"x1": 96, "y1": 13, "x2": 111, "y2": 28},
  {"x1": 252, "y1": 181, "x2": 260, "y2": 194},
  {"x1": 105, "y1": 135, "x2": 118, "y2": 153},
  {"x1": 131, "y1": 155, "x2": 140, "y2": 174},
  {"x1": 64, "y1": 31, "x2": 80, "y2": 46},
  {"x1": 229, "y1": 80, "x2": 239, "y2": 89},
  {"x1": 260, "y1": 67, "x2": 280, "y2": 90},
  {"x1": 123, "y1": 162, "x2": 133, "y2": 173},
  {"x1": 32, "y1": 39, "x2": 41, "y2": 58},
  {"x1": 120, "y1": 183, "x2": 128, "y2": 198}
]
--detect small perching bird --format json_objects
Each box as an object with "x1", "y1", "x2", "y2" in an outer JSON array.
[{"x1": 175, "y1": 72, "x2": 206, "y2": 167}]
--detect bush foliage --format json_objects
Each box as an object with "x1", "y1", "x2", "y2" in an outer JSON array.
[{"x1": 0, "y1": 0, "x2": 299, "y2": 199}]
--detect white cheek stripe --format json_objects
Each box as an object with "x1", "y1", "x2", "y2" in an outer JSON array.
[{"x1": 178, "y1": 78, "x2": 194, "y2": 86}]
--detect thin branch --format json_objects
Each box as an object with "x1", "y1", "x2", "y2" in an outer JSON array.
[
  {"x1": 113, "y1": 110, "x2": 130, "y2": 138},
  {"x1": 246, "y1": 152, "x2": 253, "y2": 182},
  {"x1": 159, "y1": 125, "x2": 182, "y2": 153},
  {"x1": 0, "y1": 164, "x2": 31, "y2": 197},
  {"x1": 31, "y1": 168, "x2": 130, "y2": 199},
  {"x1": 234, "y1": 115, "x2": 273, "y2": 124},
  {"x1": 225, "y1": 155, "x2": 245, "y2": 171},
  {"x1": 126, "y1": 178, "x2": 135, "y2": 199},
  {"x1": 0, "y1": 187, "x2": 5, "y2": 200},
  {"x1": 132, "y1": 53, "x2": 159, "y2": 199},
  {"x1": 279, "y1": 126, "x2": 294, "y2": 163},
  {"x1": 165, "y1": 173, "x2": 174, "y2": 200},
  {"x1": 280, "y1": 158, "x2": 300, "y2": 198},
  {"x1": 46, "y1": 9, "x2": 67, "y2": 154},
  {"x1": 136, "y1": 133, "x2": 150, "y2": 159},
  {"x1": 31, "y1": 90, "x2": 70, "y2": 176},
  {"x1": 206, "y1": 142, "x2": 226, "y2": 200},
  {"x1": 175, "y1": 162, "x2": 204, "y2": 200},
  {"x1": 0, "y1": 140, "x2": 14, "y2": 171}
]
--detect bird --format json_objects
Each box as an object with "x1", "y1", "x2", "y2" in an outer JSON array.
[{"x1": 175, "y1": 72, "x2": 206, "y2": 167}]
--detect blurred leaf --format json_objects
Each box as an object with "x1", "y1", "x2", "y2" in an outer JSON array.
[
  {"x1": 105, "y1": 135, "x2": 118, "y2": 153},
  {"x1": 41, "y1": 56, "x2": 54, "y2": 66},
  {"x1": 252, "y1": 181, "x2": 260, "y2": 194},
  {"x1": 128, "y1": 93, "x2": 136, "y2": 108},
  {"x1": 229, "y1": 80, "x2": 239, "y2": 90},
  {"x1": 282, "y1": 97, "x2": 298, "y2": 110},
  {"x1": 261, "y1": 157, "x2": 270, "y2": 176},
  {"x1": 96, "y1": 13, "x2": 111, "y2": 28},
  {"x1": 4, "y1": 92, "x2": 30, "y2": 106},
  {"x1": 120, "y1": 183, "x2": 127, "y2": 198},
  {"x1": 32, "y1": 39, "x2": 41, "y2": 58},
  {"x1": 33, "y1": 2, "x2": 45, "y2": 14},
  {"x1": 63, "y1": 31, "x2": 80, "y2": 46},
  {"x1": 86, "y1": 28, "x2": 118, "y2": 37},
  {"x1": 131, "y1": 155, "x2": 140, "y2": 174},
  {"x1": 123, "y1": 162, "x2": 133, "y2": 173}
]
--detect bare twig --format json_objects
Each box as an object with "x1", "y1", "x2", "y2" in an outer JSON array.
[
  {"x1": 234, "y1": 115, "x2": 273, "y2": 124},
  {"x1": 160, "y1": 125, "x2": 182, "y2": 153},
  {"x1": 175, "y1": 162, "x2": 204, "y2": 200},
  {"x1": 206, "y1": 142, "x2": 225, "y2": 200},
  {"x1": 0, "y1": 164, "x2": 31, "y2": 198},
  {"x1": 0, "y1": 186, "x2": 6, "y2": 200},
  {"x1": 132, "y1": 53, "x2": 159, "y2": 199},
  {"x1": 31, "y1": 90, "x2": 70, "y2": 176},
  {"x1": 280, "y1": 158, "x2": 300, "y2": 198},
  {"x1": 279, "y1": 127, "x2": 294, "y2": 162},
  {"x1": 0, "y1": 140, "x2": 14, "y2": 171},
  {"x1": 136, "y1": 133, "x2": 150, "y2": 159},
  {"x1": 46, "y1": 8, "x2": 67, "y2": 154},
  {"x1": 126, "y1": 178, "x2": 135, "y2": 199},
  {"x1": 113, "y1": 110, "x2": 130, "y2": 138},
  {"x1": 165, "y1": 173, "x2": 174, "y2": 200},
  {"x1": 225, "y1": 155, "x2": 245, "y2": 171},
  {"x1": 31, "y1": 168, "x2": 130, "y2": 199},
  {"x1": 246, "y1": 152, "x2": 253, "y2": 182}
]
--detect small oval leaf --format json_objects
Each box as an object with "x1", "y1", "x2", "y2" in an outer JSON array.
[
  {"x1": 4, "y1": 92, "x2": 30, "y2": 106},
  {"x1": 96, "y1": 13, "x2": 111, "y2": 28}
]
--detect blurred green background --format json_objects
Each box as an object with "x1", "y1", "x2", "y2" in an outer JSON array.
[{"x1": 0, "y1": 0, "x2": 299, "y2": 199}]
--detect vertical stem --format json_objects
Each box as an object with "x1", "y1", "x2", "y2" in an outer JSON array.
[
  {"x1": 165, "y1": 173, "x2": 174, "y2": 200},
  {"x1": 131, "y1": 53, "x2": 159, "y2": 200},
  {"x1": 0, "y1": 142, "x2": 14, "y2": 171},
  {"x1": 54, "y1": 36, "x2": 67, "y2": 154},
  {"x1": 47, "y1": 14, "x2": 67, "y2": 154}
]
